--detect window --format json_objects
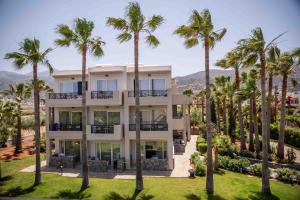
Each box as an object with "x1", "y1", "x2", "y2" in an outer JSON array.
[
  {"x1": 60, "y1": 82, "x2": 78, "y2": 93},
  {"x1": 59, "y1": 111, "x2": 82, "y2": 124},
  {"x1": 152, "y1": 79, "x2": 166, "y2": 90},
  {"x1": 139, "y1": 79, "x2": 150, "y2": 90},
  {"x1": 72, "y1": 112, "x2": 82, "y2": 124},
  {"x1": 141, "y1": 141, "x2": 167, "y2": 159},
  {"x1": 96, "y1": 143, "x2": 121, "y2": 165},
  {"x1": 94, "y1": 111, "x2": 120, "y2": 125},
  {"x1": 97, "y1": 80, "x2": 117, "y2": 91},
  {"x1": 65, "y1": 141, "x2": 80, "y2": 156}
]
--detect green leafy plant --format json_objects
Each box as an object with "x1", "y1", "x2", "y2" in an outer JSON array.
[
  {"x1": 195, "y1": 161, "x2": 206, "y2": 176},
  {"x1": 287, "y1": 148, "x2": 296, "y2": 163},
  {"x1": 248, "y1": 164, "x2": 263, "y2": 177},
  {"x1": 275, "y1": 168, "x2": 300, "y2": 183}
]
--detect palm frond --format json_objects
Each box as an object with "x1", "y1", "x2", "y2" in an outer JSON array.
[
  {"x1": 265, "y1": 31, "x2": 287, "y2": 51},
  {"x1": 147, "y1": 15, "x2": 164, "y2": 31},
  {"x1": 145, "y1": 35, "x2": 159, "y2": 47},
  {"x1": 88, "y1": 36, "x2": 105, "y2": 57},
  {"x1": 74, "y1": 18, "x2": 94, "y2": 41},
  {"x1": 4, "y1": 52, "x2": 29, "y2": 69},
  {"x1": 183, "y1": 38, "x2": 198, "y2": 48},
  {"x1": 106, "y1": 17, "x2": 128, "y2": 31},
  {"x1": 55, "y1": 24, "x2": 74, "y2": 47},
  {"x1": 116, "y1": 32, "x2": 132, "y2": 43}
]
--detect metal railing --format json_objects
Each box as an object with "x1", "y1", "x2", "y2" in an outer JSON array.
[
  {"x1": 49, "y1": 93, "x2": 81, "y2": 99},
  {"x1": 129, "y1": 123, "x2": 168, "y2": 131},
  {"x1": 91, "y1": 124, "x2": 114, "y2": 134},
  {"x1": 91, "y1": 91, "x2": 113, "y2": 99},
  {"x1": 128, "y1": 90, "x2": 168, "y2": 97},
  {"x1": 49, "y1": 123, "x2": 82, "y2": 131}
]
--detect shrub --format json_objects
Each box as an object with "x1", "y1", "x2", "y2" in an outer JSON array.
[
  {"x1": 191, "y1": 152, "x2": 201, "y2": 164},
  {"x1": 218, "y1": 156, "x2": 250, "y2": 173},
  {"x1": 287, "y1": 148, "x2": 297, "y2": 163},
  {"x1": 197, "y1": 143, "x2": 207, "y2": 155},
  {"x1": 239, "y1": 150, "x2": 255, "y2": 158},
  {"x1": 198, "y1": 123, "x2": 207, "y2": 138},
  {"x1": 275, "y1": 168, "x2": 300, "y2": 183},
  {"x1": 270, "y1": 124, "x2": 300, "y2": 148},
  {"x1": 248, "y1": 164, "x2": 263, "y2": 177},
  {"x1": 286, "y1": 115, "x2": 300, "y2": 127},
  {"x1": 195, "y1": 161, "x2": 206, "y2": 176},
  {"x1": 218, "y1": 146, "x2": 238, "y2": 158},
  {"x1": 218, "y1": 156, "x2": 231, "y2": 169}
]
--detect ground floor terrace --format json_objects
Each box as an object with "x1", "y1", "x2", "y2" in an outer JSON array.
[{"x1": 46, "y1": 139, "x2": 172, "y2": 171}]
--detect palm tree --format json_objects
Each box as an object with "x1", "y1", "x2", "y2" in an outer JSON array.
[
  {"x1": 211, "y1": 84, "x2": 221, "y2": 133},
  {"x1": 225, "y1": 81, "x2": 236, "y2": 143},
  {"x1": 238, "y1": 27, "x2": 285, "y2": 194},
  {"x1": 27, "y1": 79, "x2": 53, "y2": 104},
  {"x1": 106, "y1": 2, "x2": 164, "y2": 191},
  {"x1": 175, "y1": 9, "x2": 226, "y2": 194},
  {"x1": 5, "y1": 38, "x2": 53, "y2": 185},
  {"x1": 276, "y1": 48, "x2": 300, "y2": 160},
  {"x1": 196, "y1": 90, "x2": 205, "y2": 122},
  {"x1": 55, "y1": 18, "x2": 105, "y2": 190},
  {"x1": 216, "y1": 49, "x2": 246, "y2": 150},
  {"x1": 215, "y1": 76, "x2": 230, "y2": 135},
  {"x1": 5, "y1": 83, "x2": 31, "y2": 153}
]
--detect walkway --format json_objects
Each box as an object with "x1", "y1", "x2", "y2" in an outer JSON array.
[{"x1": 170, "y1": 135, "x2": 197, "y2": 177}]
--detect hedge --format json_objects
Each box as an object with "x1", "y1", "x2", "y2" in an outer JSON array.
[{"x1": 270, "y1": 124, "x2": 300, "y2": 148}]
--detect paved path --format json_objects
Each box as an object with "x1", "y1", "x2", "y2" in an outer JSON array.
[{"x1": 170, "y1": 135, "x2": 197, "y2": 177}]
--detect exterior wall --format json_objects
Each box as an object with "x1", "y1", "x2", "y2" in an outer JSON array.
[{"x1": 45, "y1": 65, "x2": 190, "y2": 171}]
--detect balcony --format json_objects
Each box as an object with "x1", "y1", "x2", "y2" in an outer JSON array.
[
  {"x1": 86, "y1": 91, "x2": 122, "y2": 106},
  {"x1": 126, "y1": 90, "x2": 168, "y2": 105},
  {"x1": 49, "y1": 123, "x2": 82, "y2": 131},
  {"x1": 128, "y1": 90, "x2": 168, "y2": 97},
  {"x1": 129, "y1": 123, "x2": 168, "y2": 131},
  {"x1": 87, "y1": 124, "x2": 123, "y2": 140},
  {"x1": 46, "y1": 93, "x2": 82, "y2": 107}
]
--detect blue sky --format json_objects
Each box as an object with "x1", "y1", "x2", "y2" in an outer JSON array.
[{"x1": 0, "y1": 0, "x2": 299, "y2": 77}]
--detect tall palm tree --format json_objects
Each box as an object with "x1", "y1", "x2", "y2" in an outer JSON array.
[
  {"x1": 5, "y1": 83, "x2": 31, "y2": 153},
  {"x1": 5, "y1": 38, "x2": 53, "y2": 185},
  {"x1": 225, "y1": 81, "x2": 236, "y2": 143},
  {"x1": 106, "y1": 2, "x2": 164, "y2": 191},
  {"x1": 211, "y1": 84, "x2": 221, "y2": 133},
  {"x1": 215, "y1": 76, "x2": 230, "y2": 135},
  {"x1": 238, "y1": 27, "x2": 285, "y2": 194},
  {"x1": 27, "y1": 79, "x2": 53, "y2": 104},
  {"x1": 175, "y1": 9, "x2": 226, "y2": 194},
  {"x1": 216, "y1": 49, "x2": 246, "y2": 150},
  {"x1": 55, "y1": 18, "x2": 105, "y2": 190},
  {"x1": 196, "y1": 90, "x2": 205, "y2": 122},
  {"x1": 276, "y1": 48, "x2": 300, "y2": 160}
]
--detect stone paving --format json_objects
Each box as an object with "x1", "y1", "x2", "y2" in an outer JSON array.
[{"x1": 170, "y1": 135, "x2": 197, "y2": 177}]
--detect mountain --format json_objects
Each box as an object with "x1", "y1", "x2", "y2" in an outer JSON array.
[
  {"x1": 0, "y1": 70, "x2": 54, "y2": 91},
  {"x1": 174, "y1": 69, "x2": 235, "y2": 93}
]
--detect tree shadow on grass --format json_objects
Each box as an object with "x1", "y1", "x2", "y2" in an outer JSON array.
[
  {"x1": 103, "y1": 190, "x2": 154, "y2": 200},
  {"x1": 185, "y1": 193, "x2": 226, "y2": 200},
  {"x1": 53, "y1": 189, "x2": 91, "y2": 199},
  {"x1": 213, "y1": 169, "x2": 226, "y2": 176},
  {"x1": 1, "y1": 185, "x2": 36, "y2": 197},
  {"x1": 234, "y1": 191, "x2": 280, "y2": 200},
  {"x1": 0, "y1": 175, "x2": 13, "y2": 186}
]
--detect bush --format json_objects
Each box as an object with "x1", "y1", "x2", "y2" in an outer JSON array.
[
  {"x1": 270, "y1": 124, "x2": 300, "y2": 148},
  {"x1": 197, "y1": 143, "x2": 207, "y2": 155},
  {"x1": 287, "y1": 148, "x2": 297, "y2": 163},
  {"x1": 195, "y1": 161, "x2": 206, "y2": 176},
  {"x1": 218, "y1": 146, "x2": 238, "y2": 158},
  {"x1": 239, "y1": 150, "x2": 255, "y2": 158},
  {"x1": 275, "y1": 168, "x2": 300, "y2": 183},
  {"x1": 248, "y1": 164, "x2": 263, "y2": 177},
  {"x1": 218, "y1": 156, "x2": 250, "y2": 173},
  {"x1": 286, "y1": 115, "x2": 300, "y2": 127},
  {"x1": 191, "y1": 152, "x2": 201, "y2": 164}
]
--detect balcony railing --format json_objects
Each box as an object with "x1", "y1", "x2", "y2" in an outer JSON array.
[
  {"x1": 49, "y1": 93, "x2": 81, "y2": 99},
  {"x1": 128, "y1": 90, "x2": 168, "y2": 97},
  {"x1": 129, "y1": 123, "x2": 168, "y2": 131},
  {"x1": 91, "y1": 124, "x2": 114, "y2": 134},
  {"x1": 91, "y1": 91, "x2": 113, "y2": 99},
  {"x1": 49, "y1": 123, "x2": 82, "y2": 131}
]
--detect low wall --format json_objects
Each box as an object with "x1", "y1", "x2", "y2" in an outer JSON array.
[
  {"x1": 142, "y1": 159, "x2": 169, "y2": 170},
  {"x1": 88, "y1": 160, "x2": 109, "y2": 172},
  {"x1": 50, "y1": 155, "x2": 78, "y2": 168}
]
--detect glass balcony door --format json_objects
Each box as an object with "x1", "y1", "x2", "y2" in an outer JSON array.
[
  {"x1": 94, "y1": 111, "x2": 120, "y2": 125},
  {"x1": 97, "y1": 80, "x2": 117, "y2": 91},
  {"x1": 96, "y1": 143, "x2": 121, "y2": 165}
]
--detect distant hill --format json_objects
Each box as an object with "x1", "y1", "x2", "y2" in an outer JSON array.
[{"x1": 0, "y1": 70, "x2": 54, "y2": 91}]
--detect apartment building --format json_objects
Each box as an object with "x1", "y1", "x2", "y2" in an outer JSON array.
[{"x1": 45, "y1": 64, "x2": 191, "y2": 171}]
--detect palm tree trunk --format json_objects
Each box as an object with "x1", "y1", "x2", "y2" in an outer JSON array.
[
  {"x1": 15, "y1": 104, "x2": 22, "y2": 153},
  {"x1": 267, "y1": 73, "x2": 273, "y2": 152},
  {"x1": 277, "y1": 74, "x2": 287, "y2": 160},
  {"x1": 201, "y1": 96, "x2": 205, "y2": 122},
  {"x1": 259, "y1": 52, "x2": 271, "y2": 194},
  {"x1": 274, "y1": 85, "x2": 278, "y2": 122},
  {"x1": 214, "y1": 146, "x2": 219, "y2": 170},
  {"x1": 253, "y1": 97, "x2": 260, "y2": 158},
  {"x1": 33, "y1": 63, "x2": 41, "y2": 186},
  {"x1": 134, "y1": 32, "x2": 143, "y2": 191},
  {"x1": 216, "y1": 97, "x2": 221, "y2": 133},
  {"x1": 229, "y1": 97, "x2": 235, "y2": 143},
  {"x1": 81, "y1": 46, "x2": 89, "y2": 190},
  {"x1": 205, "y1": 39, "x2": 213, "y2": 194},
  {"x1": 222, "y1": 96, "x2": 227, "y2": 135},
  {"x1": 235, "y1": 68, "x2": 246, "y2": 151},
  {"x1": 249, "y1": 99, "x2": 254, "y2": 152}
]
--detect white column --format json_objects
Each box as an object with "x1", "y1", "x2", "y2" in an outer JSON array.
[{"x1": 167, "y1": 91, "x2": 174, "y2": 169}]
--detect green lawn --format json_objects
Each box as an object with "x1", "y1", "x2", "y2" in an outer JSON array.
[{"x1": 0, "y1": 156, "x2": 299, "y2": 200}]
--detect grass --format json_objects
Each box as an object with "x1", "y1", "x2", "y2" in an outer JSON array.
[{"x1": 0, "y1": 156, "x2": 300, "y2": 200}]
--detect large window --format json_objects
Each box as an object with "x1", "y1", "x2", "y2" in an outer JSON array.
[
  {"x1": 152, "y1": 79, "x2": 166, "y2": 90},
  {"x1": 59, "y1": 140, "x2": 80, "y2": 157},
  {"x1": 60, "y1": 82, "x2": 78, "y2": 93},
  {"x1": 96, "y1": 143, "x2": 121, "y2": 165},
  {"x1": 94, "y1": 111, "x2": 120, "y2": 125},
  {"x1": 140, "y1": 141, "x2": 167, "y2": 159},
  {"x1": 130, "y1": 109, "x2": 167, "y2": 124},
  {"x1": 97, "y1": 80, "x2": 117, "y2": 91},
  {"x1": 59, "y1": 111, "x2": 82, "y2": 124}
]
